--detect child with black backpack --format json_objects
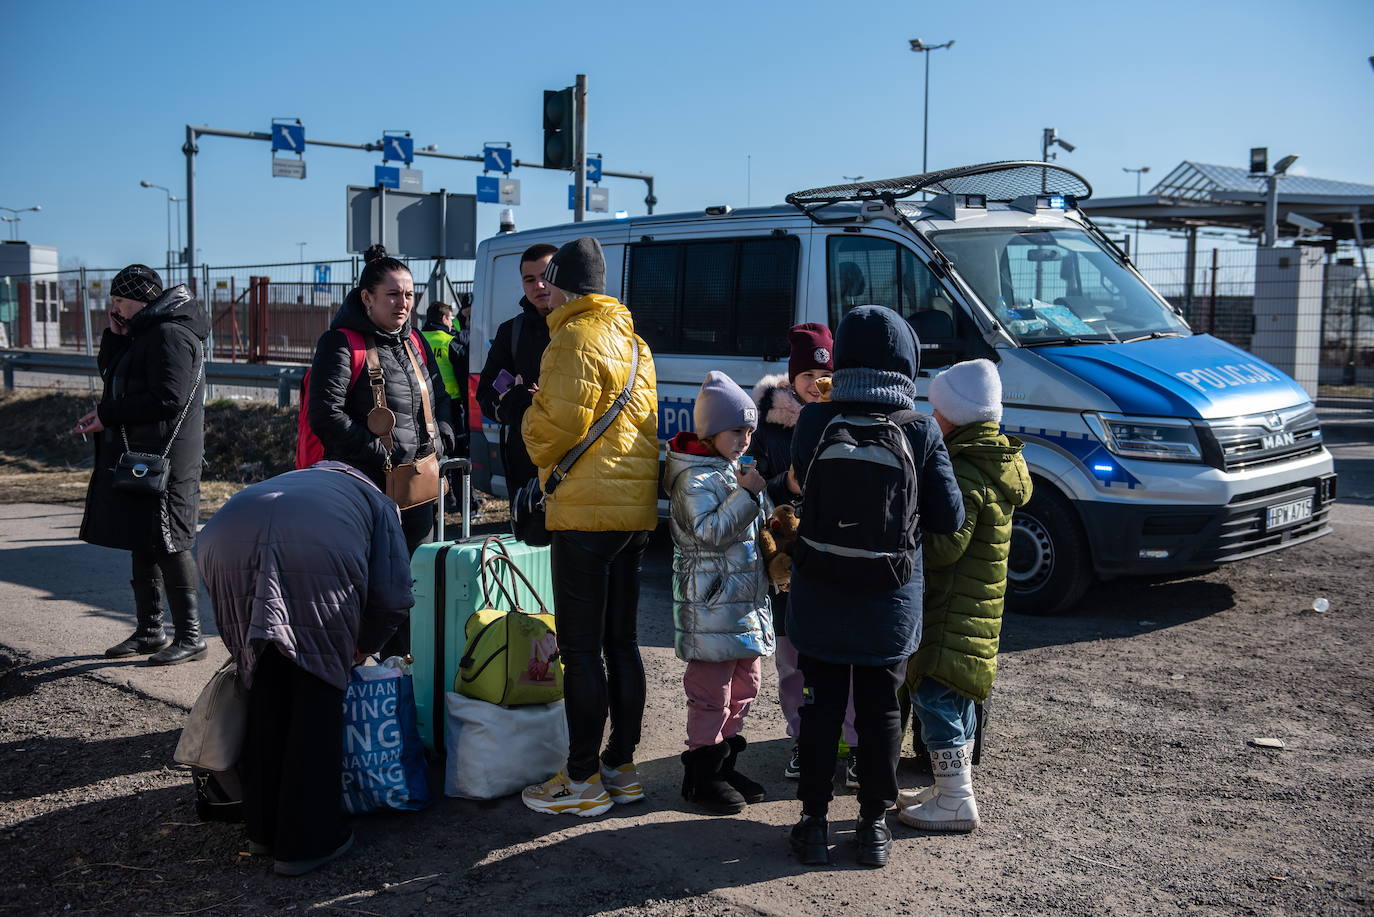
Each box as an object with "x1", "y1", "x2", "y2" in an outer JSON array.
[
  {"x1": 665, "y1": 371, "x2": 775, "y2": 815},
  {"x1": 785, "y1": 305, "x2": 965, "y2": 869}
]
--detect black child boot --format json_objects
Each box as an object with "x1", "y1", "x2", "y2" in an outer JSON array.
[
  {"x1": 148, "y1": 586, "x2": 208, "y2": 666},
  {"x1": 680, "y1": 744, "x2": 746, "y2": 815},
  {"x1": 722, "y1": 735, "x2": 765, "y2": 803},
  {"x1": 105, "y1": 580, "x2": 171, "y2": 658}
]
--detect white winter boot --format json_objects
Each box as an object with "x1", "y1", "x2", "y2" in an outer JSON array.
[{"x1": 897, "y1": 743, "x2": 979, "y2": 832}]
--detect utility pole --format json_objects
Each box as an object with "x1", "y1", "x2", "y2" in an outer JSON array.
[{"x1": 574, "y1": 74, "x2": 588, "y2": 223}]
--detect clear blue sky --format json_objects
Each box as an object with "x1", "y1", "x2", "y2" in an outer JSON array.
[{"x1": 4, "y1": 0, "x2": 1372, "y2": 272}]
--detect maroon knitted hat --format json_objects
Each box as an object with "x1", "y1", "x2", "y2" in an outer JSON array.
[{"x1": 788, "y1": 323, "x2": 834, "y2": 382}]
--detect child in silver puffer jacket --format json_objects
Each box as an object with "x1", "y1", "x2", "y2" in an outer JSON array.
[{"x1": 664, "y1": 370, "x2": 774, "y2": 816}]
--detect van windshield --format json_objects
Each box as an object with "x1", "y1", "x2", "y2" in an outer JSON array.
[{"x1": 931, "y1": 226, "x2": 1190, "y2": 345}]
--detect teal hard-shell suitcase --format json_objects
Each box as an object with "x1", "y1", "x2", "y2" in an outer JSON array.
[{"x1": 410, "y1": 462, "x2": 553, "y2": 751}]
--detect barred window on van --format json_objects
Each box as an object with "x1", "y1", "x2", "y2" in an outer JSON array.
[{"x1": 624, "y1": 236, "x2": 797, "y2": 357}]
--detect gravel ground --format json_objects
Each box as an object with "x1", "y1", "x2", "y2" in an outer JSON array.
[
  {"x1": 2, "y1": 501, "x2": 1372, "y2": 916},
  {"x1": 0, "y1": 406, "x2": 1370, "y2": 916}
]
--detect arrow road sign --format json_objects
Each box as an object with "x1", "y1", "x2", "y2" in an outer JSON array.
[
  {"x1": 586, "y1": 157, "x2": 602, "y2": 182},
  {"x1": 484, "y1": 146, "x2": 513, "y2": 173},
  {"x1": 383, "y1": 135, "x2": 414, "y2": 164},
  {"x1": 272, "y1": 123, "x2": 304, "y2": 153}
]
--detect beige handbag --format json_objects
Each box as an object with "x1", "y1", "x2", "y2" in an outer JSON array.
[
  {"x1": 364, "y1": 333, "x2": 441, "y2": 510},
  {"x1": 173, "y1": 659, "x2": 247, "y2": 772}
]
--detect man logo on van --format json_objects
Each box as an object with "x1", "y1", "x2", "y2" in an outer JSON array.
[
  {"x1": 1174, "y1": 363, "x2": 1282, "y2": 393},
  {"x1": 1262, "y1": 431, "x2": 1296, "y2": 451}
]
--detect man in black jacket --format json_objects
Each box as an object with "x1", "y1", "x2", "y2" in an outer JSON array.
[{"x1": 476, "y1": 243, "x2": 557, "y2": 504}]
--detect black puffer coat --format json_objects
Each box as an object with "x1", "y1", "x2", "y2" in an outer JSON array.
[
  {"x1": 308, "y1": 290, "x2": 454, "y2": 490},
  {"x1": 475, "y1": 296, "x2": 550, "y2": 494},
  {"x1": 80, "y1": 285, "x2": 208, "y2": 554}
]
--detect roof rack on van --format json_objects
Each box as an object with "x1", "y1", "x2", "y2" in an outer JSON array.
[{"x1": 786, "y1": 160, "x2": 1093, "y2": 223}]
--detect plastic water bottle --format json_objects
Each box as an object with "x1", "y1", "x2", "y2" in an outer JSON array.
[{"x1": 1312, "y1": 597, "x2": 1330, "y2": 614}]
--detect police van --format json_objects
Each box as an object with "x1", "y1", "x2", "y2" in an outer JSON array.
[{"x1": 469, "y1": 161, "x2": 1336, "y2": 613}]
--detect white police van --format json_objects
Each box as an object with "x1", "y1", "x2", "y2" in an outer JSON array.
[{"x1": 469, "y1": 161, "x2": 1336, "y2": 613}]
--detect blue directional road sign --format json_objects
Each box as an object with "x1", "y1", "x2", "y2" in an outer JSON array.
[
  {"x1": 382, "y1": 135, "x2": 414, "y2": 164},
  {"x1": 476, "y1": 176, "x2": 500, "y2": 204},
  {"x1": 586, "y1": 157, "x2": 602, "y2": 182},
  {"x1": 313, "y1": 264, "x2": 331, "y2": 292},
  {"x1": 484, "y1": 146, "x2": 513, "y2": 173},
  {"x1": 272, "y1": 123, "x2": 305, "y2": 153},
  {"x1": 375, "y1": 165, "x2": 400, "y2": 189},
  {"x1": 568, "y1": 185, "x2": 610, "y2": 211}
]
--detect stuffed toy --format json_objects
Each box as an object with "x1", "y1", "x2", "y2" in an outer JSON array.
[
  {"x1": 759, "y1": 504, "x2": 800, "y2": 591},
  {"x1": 814, "y1": 376, "x2": 833, "y2": 401}
]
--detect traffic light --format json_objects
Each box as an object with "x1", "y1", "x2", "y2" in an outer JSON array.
[{"x1": 543, "y1": 87, "x2": 577, "y2": 170}]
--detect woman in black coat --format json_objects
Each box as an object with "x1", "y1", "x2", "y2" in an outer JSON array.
[
  {"x1": 307, "y1": 246, "x2": 454, "y2": 656},
  {"x1": 73, "y1": 265, "x2": 210, "y2": 666}
]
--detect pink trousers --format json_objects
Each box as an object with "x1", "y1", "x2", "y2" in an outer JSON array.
[{"x1": 684, "y1": 657, "x2": 762, "y2": 750}]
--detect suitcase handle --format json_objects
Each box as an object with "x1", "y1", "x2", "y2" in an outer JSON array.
[{"x1": 435, "y1": 458, "x2": 473, "y2": 542}]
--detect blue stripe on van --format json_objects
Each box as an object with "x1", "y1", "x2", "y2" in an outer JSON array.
[{"x1": 1006, "y1": 425, "x2": 1141, "y2": 490}]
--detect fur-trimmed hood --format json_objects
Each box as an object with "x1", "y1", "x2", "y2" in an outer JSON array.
[{"x1": 752, "y1": 373, "x2": 802, "y2": 429}]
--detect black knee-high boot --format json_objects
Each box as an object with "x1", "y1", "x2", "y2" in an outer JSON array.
[
  {"x1": 105, "y1": 579, "x2": 171, "y2": 658},
  {"x1": 148, "y1": 586, "x2": 207, "y2": 666}
]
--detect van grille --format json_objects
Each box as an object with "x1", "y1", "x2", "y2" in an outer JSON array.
[
  {"x1": 1200, "y1": 405, "x2": 1323, "y2": 472},
  {"x1": 1204, "y1": 479, "x2": 1333, "y2": 563}
]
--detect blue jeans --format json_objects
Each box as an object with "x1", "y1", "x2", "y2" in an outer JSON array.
[{"x1": 913, "y1": 677, "x2": 976, "y2": 751}]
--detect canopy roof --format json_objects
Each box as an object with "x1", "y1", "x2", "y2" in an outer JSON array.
[{"x1": 1082, "y1": 161, "x2": 1374, "y2": 244}]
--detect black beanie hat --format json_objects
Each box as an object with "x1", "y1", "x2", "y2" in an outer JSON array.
[
  {"x1": 543, "y1": 237, "x2": 606, "y2": 296},
  {"x1": 110, "y1": 264, "x2": 164, "y2": 303}
]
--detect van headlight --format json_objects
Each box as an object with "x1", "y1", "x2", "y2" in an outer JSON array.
[{"x1": 1084, "y1": 413, "x2": 1203, "y2": 462}]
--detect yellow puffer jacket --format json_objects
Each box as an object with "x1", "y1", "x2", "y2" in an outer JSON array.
[{"x1": 522, "y1": 293, "x2": 659, "y2": 532}]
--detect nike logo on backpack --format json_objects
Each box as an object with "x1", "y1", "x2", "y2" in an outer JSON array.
[{"x1": 837, "y1": 521, "x2": 858, "y2": 528}]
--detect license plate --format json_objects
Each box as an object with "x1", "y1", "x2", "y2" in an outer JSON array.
[{"x1": 1265, "y1": 496, "x2": 1313, "y2": 531}]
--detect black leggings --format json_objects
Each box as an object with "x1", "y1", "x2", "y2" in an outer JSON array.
[
  {"x1": 130, "y1": 548, "x2": 197, "y2": 593},
  {"x1": 796, "y1": 654, "x2": 906, "y2": 820},
  {"x1": 241, "y1": 645, "x2": 348, "y2": 861},
  {"x1": 551, "y1": 529, "x2": 650, "y2": 781}
]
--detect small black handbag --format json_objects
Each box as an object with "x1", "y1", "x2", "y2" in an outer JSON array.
[
  {"x1": 112, "y1": 344, "x2": 204, "y2": 497},
  {"x1": 510, "y1": 343, "x2": 639, "y2": 547}
]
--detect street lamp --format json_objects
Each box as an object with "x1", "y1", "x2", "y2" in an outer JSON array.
[
  {"x1": 139, "y1": 182, "x2": 181, "y2": 282},
  {"x1": 0, "y1": 205, "x2": 41, "y2": 242},
  {"x1": 908, "y1": 38, "x2": 955, "y2": 174},
  {"x1": 1123, "y1": 166, "x2": 1151, "y2": 258}
]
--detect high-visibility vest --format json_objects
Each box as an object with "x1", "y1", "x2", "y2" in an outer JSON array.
[{"x1": 421, "y1": 328, "x2": 460, "y2": 397}]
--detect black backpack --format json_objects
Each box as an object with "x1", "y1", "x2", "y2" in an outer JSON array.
[{"x1": 794, "y1": 410, "x2": 922, "y2": 591}]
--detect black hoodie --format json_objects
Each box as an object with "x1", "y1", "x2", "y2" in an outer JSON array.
[
  {"x1": 307, "y1": 289, "x2": 454, "y2": 489},
  {"x1": 81, "y1": 285, "x2": 208, "y2": 553}
]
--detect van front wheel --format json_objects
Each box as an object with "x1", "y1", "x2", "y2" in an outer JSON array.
[{"x1": 1006, "y1": 486, "x2": 1093, "y2": 615}]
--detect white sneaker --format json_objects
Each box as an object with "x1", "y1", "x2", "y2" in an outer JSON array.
[
  {"x1": 600, "y1": 762, "x2": 646, "y2": 805},
  {"x1": 521, "y1": 771, "x2": 613, "y2": 818}
]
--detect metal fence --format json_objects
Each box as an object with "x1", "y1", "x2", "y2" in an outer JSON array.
[
  {"x1": 0, "y1": 259, "x2": 474, "y2": 365},
  {"x1": 1132, "y1": 247, "x2": 1374, "y2": 396}
]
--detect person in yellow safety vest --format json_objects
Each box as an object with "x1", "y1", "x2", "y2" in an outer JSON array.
[{"x1": 421, "y1": 301, "x2": 473, "y2": 516}]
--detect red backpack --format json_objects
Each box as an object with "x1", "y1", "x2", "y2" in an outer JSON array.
[{"x1": 295, "y1": 328, "x2": 429, "y2": 469}]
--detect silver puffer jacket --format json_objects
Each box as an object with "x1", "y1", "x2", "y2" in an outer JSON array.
[{"x1": 665, "y1": 437, "x2": 774, "y2": 663}]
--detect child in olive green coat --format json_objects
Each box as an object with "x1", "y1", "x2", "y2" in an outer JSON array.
[{"x1": 900, "y1": 359, "x2": 1031, "y2": 833}]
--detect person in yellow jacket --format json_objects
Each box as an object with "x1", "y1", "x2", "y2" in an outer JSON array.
[{"x1": 520, "y1": 237, "x2": 660, "y2": 818}]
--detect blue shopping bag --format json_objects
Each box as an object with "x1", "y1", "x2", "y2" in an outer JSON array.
[{"x1": 341, "y1": 660, "x2": 431, "y2": 814}]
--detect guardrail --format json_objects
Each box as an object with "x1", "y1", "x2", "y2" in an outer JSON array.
[{"x1": 1, "y1": 349, "x2": 306, "y2": 407}]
